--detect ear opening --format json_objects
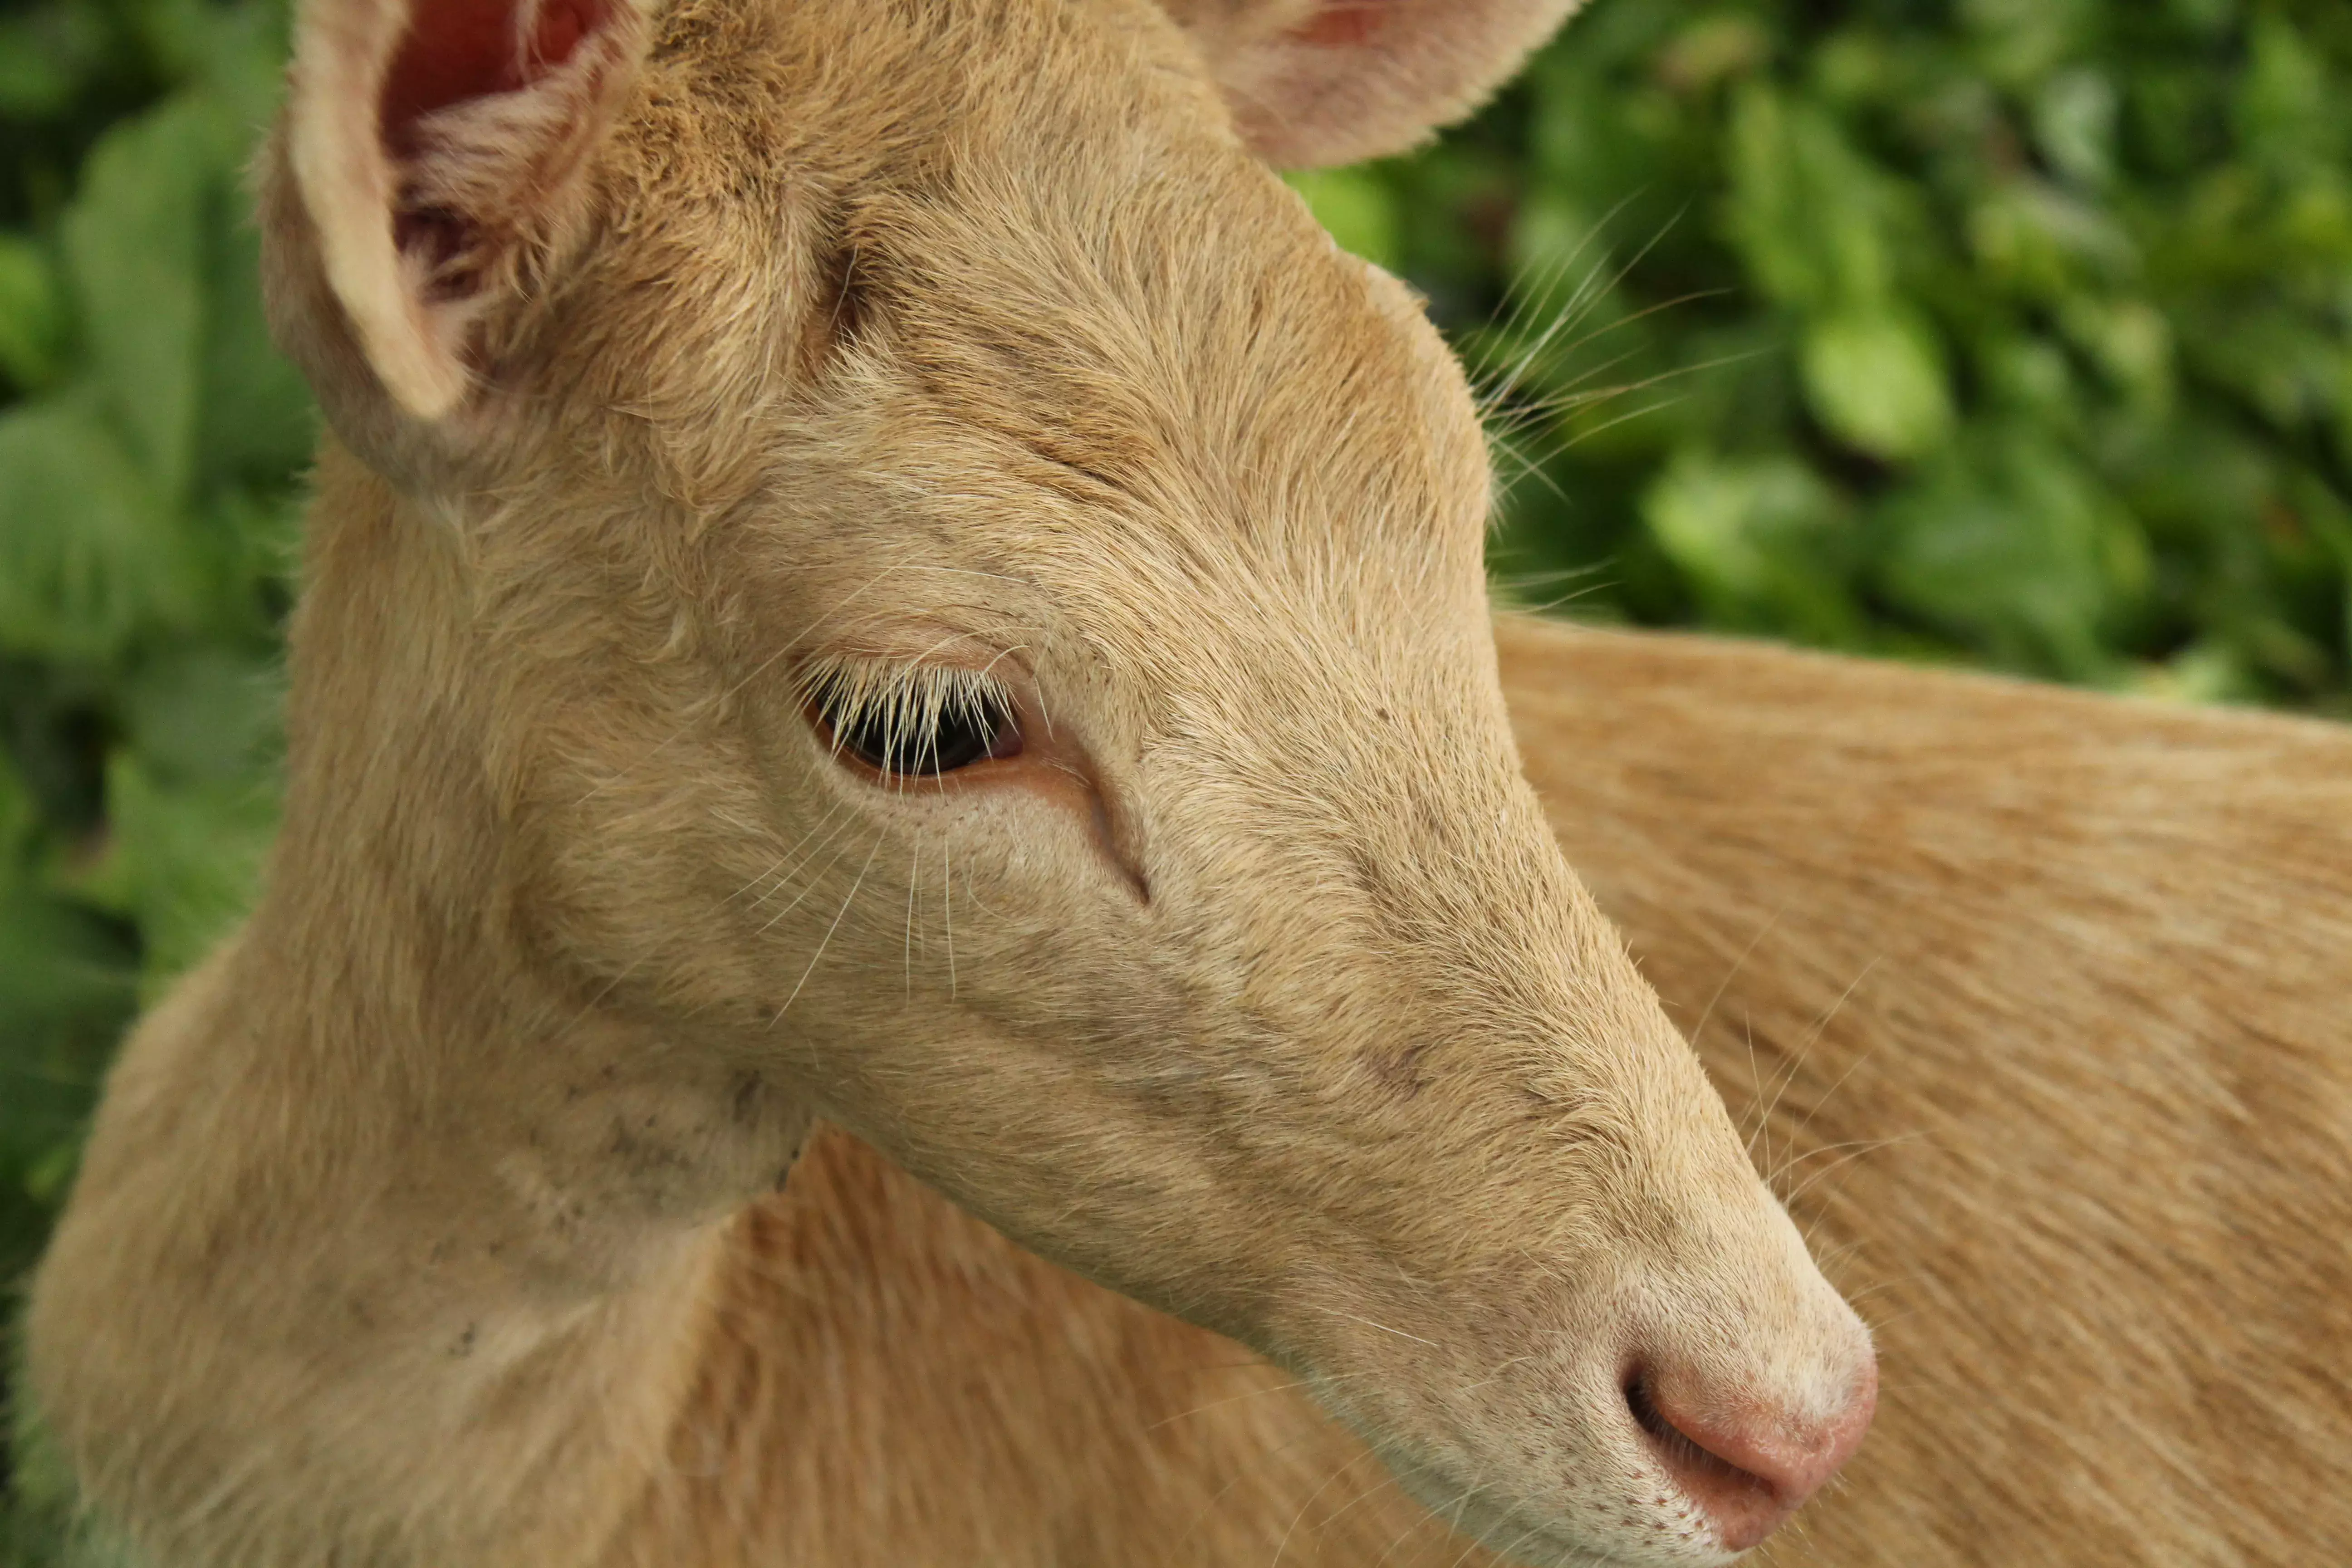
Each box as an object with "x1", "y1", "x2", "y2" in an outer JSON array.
[
  {"x1": 282, "y1": 0, "x2": 652, "y2": 421},
  {"x1": 1159, "y1": 0, "x2": 1587, "y2": 168}
]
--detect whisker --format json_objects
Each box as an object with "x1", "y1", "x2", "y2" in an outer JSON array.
[
  {"x1": 1298, "y1": 1305, "x2": 1441, "y2": 1350},
  {"x1": 1752, "y1": 961, "x2": 1882, "y2": 1181},
  {"x1": 741, "y1": 801, "x2": 850, "y2": 908},
  {"x1": 902, "y1": 832, "x2": 923, "y2": 1000},
  {"x1": 1269, "y1": 1447, "x2": 1380, "y2": 1566},
  {"x1": 1780, "y1": 1134, "x2": 1922, "y2": 1209},
  {"x1": 754, "y1": 836, "x2": 861, "y2": 934},
  {"x1": 1778, "y1": 1133, "x2": 1928, "y2": 1213},
  {"x1": 1168, "y1": 1420, "x2": 1404, "y2": 1559},
  {"x1": 1143, "y1": 1366, "x2": 1395, "y2": 1433},
  {"x1": 1690, "y1": 906, "x2": 1786, "y2": 1082},
  {"x1": 771, "y1": 833, "x2": 885, "y2": 1025},
  {"x1": 1315, "y1": 1463, "x2": 1414, "y2": 1548},
  {"x1": 941, "y1": 834, "x2": 956, "y2": 999},
  {"x1": 1475, "y1": 198, "x2": 1687, "y2": 419}
]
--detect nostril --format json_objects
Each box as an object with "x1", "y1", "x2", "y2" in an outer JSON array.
[
  {"x1": 1625, "y1": 1367, "x2": 1782, "y2": 1550},
  {"x1": 1624, "y1": 1359, "x2": 1876, "y2": 1553},
  {"x1": 1622, "y1": 1366, "x2": 1677, "y2": 1451}
]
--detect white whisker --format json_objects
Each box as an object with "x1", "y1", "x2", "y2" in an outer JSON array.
[{"x1": 772, "y1": 834, "x2": 885, "y2": 1026}]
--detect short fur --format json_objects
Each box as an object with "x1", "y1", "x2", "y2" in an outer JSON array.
[
  {"x1": 1515, "y1": 621, "x2": 2352, "y2": 1567},
  {"x1": 600, "y1": 616, "x2": 2352, "y2": 1566},
  {"x1": 27, "y1": 1, "x2": 1877, "y2": 1566}
]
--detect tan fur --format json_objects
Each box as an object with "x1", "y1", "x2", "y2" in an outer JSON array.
[
  {"x1": 1514, "y1": 621, "x2": 2352, "y2": 1567},
  {"x1": 604, "y1": 616, "x2": 2352, "y2": 1567},
  {"x1": 608, "y1": 1127, "x2": 1477, "y2": 1567},
  {"x1": 27, "y1": 1, "x2": 1877, "y2": 1566}
]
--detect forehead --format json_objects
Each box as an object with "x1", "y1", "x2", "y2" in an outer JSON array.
[{"x1": 628, "y1": 0, "x2": 1492, "y2": 632}]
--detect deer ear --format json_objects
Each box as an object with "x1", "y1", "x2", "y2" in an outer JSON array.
[
  {"x1": 270, "y1": 0, "x2": 654, "y2": 426},
  {"x1": 1160, "y1": 0, "x2": 1585, "y2": 168}
]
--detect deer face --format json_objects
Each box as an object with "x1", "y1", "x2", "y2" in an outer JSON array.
[{"x1": 261, "y1": 0, "x2": 1874, "y2": 1559}]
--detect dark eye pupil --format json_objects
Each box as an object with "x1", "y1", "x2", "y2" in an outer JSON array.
[{"x1": 823, "y1": 687, "x2": 1015, "y2": 777}]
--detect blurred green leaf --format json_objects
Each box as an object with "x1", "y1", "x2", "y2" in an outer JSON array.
[
  {"x1": 2056, "y1": 296, "x2": 2174, "y2": 410},
  {"x1": 0, "y1": 399, "x2": 205, "y2": 663},
  {"x1": 122, "y1": 644, "x2": 282, "y2": 785},
  {"x1": 2035, "y1": 68, "x2": 2120, "y2": 187},
  {"x1": 2, "y1": 1401, "x2": 144, "y2": 1568},
  {"x1": 1969, "y1": 178, "x2": 2136, "y2": 298},
  {"x1": 1332, "y1": 0, "x2": 2352, "y2": 704},
  {"x1": 59, "y1": 92, "x2": 217, "y2": 502},
  {"x1": 2236, "y1": 14, "x2": 2338, "y2": 176},
  {"x1": 1726, "y1": 84, "x2": 1895, "y2": 312},
  {"x1": 74, "y1": 752, "x2": 274, "y2": 987},
  {"x1": 2134, "y1": 637, "x2": 2269, "y2": 704},
  {"x1": 0, "y1": 887, "x2": 131, "y2": 1135},
  {"x1": 0, "y1": 804, "x2": 135, "y2": 1293},
  {"x1": 1874, "y1": 426, "x2": 2144, "y2": 677},
  {"x1": 0, "y1": 397, "x2": 201, "y2": 661},
  {"x1": 0, "y1": 237, "x2": 66, "y2": 392},
  {"x1": 196, "y1": 209, "x2": 314, "y2": 489},
  {"x1": 1962, "y1": 0, "x2": 2099, "y2": 88},
  {"x1": 1644, "y1": 447, "x2": 1862, "y2": 643},
  {"x1": 1655, "y1": 14, "x2": 1771, "y2": 96},
  {"x1": 0, "y1": 3, "x2": 110, "y2": 122},
  {"x1": 0, "y1": 750, "x2": 29, "y2": 860},
  {"x1": 1802, "y1": 308, "x2": 1956, "y2": 461}
]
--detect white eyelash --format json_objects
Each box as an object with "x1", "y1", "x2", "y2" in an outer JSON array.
[{"x1": 798, "y1": 656, "x2": 1015, "y2": 774}]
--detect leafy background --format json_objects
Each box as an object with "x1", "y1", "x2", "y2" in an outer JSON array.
[{"x1": 0, "y1": 0, "x2": 2347, "y2": 1553}]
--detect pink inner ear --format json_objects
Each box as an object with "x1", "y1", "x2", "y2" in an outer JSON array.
[
  {"x1": 380, "y1": 0, "x2": 610, "y2": 152},
  {"x1": 1288, "y1": 2, "x2": 1388, "y2": 48}
]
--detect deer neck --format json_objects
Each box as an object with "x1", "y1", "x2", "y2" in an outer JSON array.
[
  {"x1": 230, "y1": 441, "x2": 810, "y2": 1276},
  {"x1": 50, "y1": 443, "x2": 812, "y2": 1561}
]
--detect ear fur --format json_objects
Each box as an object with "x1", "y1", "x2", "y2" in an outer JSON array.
[
  {"x1": 1158, "y1": 0, "x2": 1586, "y2": 167},
  {"x1": 271, "y1": 0, "x2": 653, "y2": 432}
]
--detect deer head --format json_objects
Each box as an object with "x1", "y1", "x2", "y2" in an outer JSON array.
[{"x1": 254, "y1": 0, "x2": 1875, "y2": 1558}]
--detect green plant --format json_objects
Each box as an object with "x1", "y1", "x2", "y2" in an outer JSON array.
[
  {"x1": 0, "y1": 0, "x2": 304, "y2": 1539},
  {"x1": 1295, "y1": 0, "x2": 2352, "y2": 708}
]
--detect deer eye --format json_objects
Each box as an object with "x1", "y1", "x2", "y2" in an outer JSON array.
[{"x1": 803, "y1": 660, "x2": 1023, "y2": 779}]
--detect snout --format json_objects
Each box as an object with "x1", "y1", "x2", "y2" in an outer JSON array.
[{"x1": 1624, "y1": 1351, "x2": 1877, "y2": 1552}]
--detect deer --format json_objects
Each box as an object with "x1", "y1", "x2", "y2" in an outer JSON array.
[
  {"x1": 390, "y1": 616, "x2": 2351, "y2": 1568},
  {"x1": 22, "y1": 0, "x2": 1886, "y2": 1565},
  {"x1": 368, "y1": 615, "x2": 2351, "y2": 1568}
]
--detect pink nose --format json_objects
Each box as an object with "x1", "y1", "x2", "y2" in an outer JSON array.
[{"x1": 1627, "y1": 1356, "x2": 1877, "y2": 1551}]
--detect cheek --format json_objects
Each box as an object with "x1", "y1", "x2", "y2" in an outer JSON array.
[
  {"x1": 802, "y1": 788, "x2": 1144, "y2": 1000},
  {"x1": 1052, "y1": 767, "x2": 1147, "y2": 897}
]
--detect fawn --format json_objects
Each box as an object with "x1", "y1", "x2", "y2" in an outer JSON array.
[
  {"x1": 27, "y1": 0, "x2": 1879, "y2": 1565},
  {"x1": 625, "y1": 616, "x2": 2352, "y2": 1568}
]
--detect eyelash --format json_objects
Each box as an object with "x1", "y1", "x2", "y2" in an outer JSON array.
[{"x1": 800, "y1": 658, "x2": 1023, "y2": 779}]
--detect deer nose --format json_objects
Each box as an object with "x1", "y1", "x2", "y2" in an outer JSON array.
[{"x1": 1625, "y1": 1354, "x2": 1876, "y2": 1552}]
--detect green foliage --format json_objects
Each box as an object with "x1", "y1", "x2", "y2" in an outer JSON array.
[
  {"x1": 0, "y1": 0, "x2": 301, "y2": 1533},
  {"x1": 1295, "y1": 0, "x2": 2352, "y2": 707},
  {"x1": 1, "y1": 0, "x2": 2347, "y2": 1550}
]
